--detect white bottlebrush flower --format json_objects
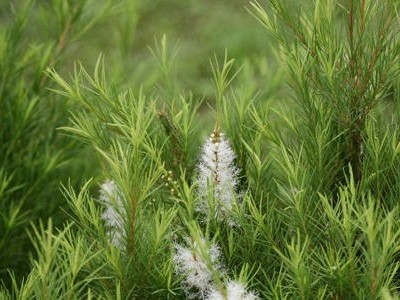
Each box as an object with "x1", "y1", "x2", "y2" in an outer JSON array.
[
  {"x1": 173, "y1": 237, "x2": 223, "y2": 299},
  {"x1": 99, "y1": 180, "x2": 125, "y2": 249},
  {"x1": 206, "y1": 281, "x2": 258, "y2": 300},
  {"x1": 196, "y1": 128, "x2": 241, "y2": 224}
]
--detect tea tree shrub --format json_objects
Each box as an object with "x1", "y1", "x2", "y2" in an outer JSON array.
[
  {"x1": 2, "y1": 0, "x2": 400, "y2": 299},
  {"x1": 249, "y1": 0, "x2": 400, "y2": 298},
  {"x1": 0, "y1": 0, "x2": 116, "y2": 288}
]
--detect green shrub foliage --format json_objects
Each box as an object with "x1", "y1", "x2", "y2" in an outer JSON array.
[
  {"x1": 1, "y1": 0, "x2": 400, "y2": 299},
  {"x1": 0, "y1": 0, "x2": 111, "y2": 288}
]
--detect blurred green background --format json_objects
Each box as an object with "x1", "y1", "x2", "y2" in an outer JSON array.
[{"x1": 57, "y1": 0, "x2": 277, "y2": 97}]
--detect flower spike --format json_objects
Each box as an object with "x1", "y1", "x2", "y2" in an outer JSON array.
[{"x1": 196, "y1": 126, "x2": 241, "y2": 224}]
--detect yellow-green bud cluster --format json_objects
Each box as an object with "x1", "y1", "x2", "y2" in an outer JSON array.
[{"x1": 161, "y1": 170, "x2": 179, "y2": 196}]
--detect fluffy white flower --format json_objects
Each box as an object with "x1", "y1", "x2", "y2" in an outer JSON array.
[
  {"x1": 206, "y1": 281, "x2": 258, "y2": 300},
  {"x1": 99, "y1": 180, "x2": 125, "y2": 248},
  {"x1": 173, "y1": 238, "x2": 223, "y2": 299},
  {"x1": 196, "y1": 128, "x2": 240, "y2": 224}
]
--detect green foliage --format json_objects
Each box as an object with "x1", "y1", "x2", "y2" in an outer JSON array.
[
  {"x1": 1, "y1": 0, "x2": 400, "y2": 299},
  {"x1": 251, "y1": 0, "x2": 400, "y2": 187},
  {"x1": 0, "y1": 0, "x2": 113, "y2": 288}
]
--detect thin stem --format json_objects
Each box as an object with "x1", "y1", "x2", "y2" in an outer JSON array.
[
  {"x1": 129, "y1": 198, "x2": 137, "y2": 256},
  {"x1": 40, "y1": 14, "x2": 73, "y2": 88},
  {"x1": 360, "y1": 0, "x2": 365, "y2": 33}
]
